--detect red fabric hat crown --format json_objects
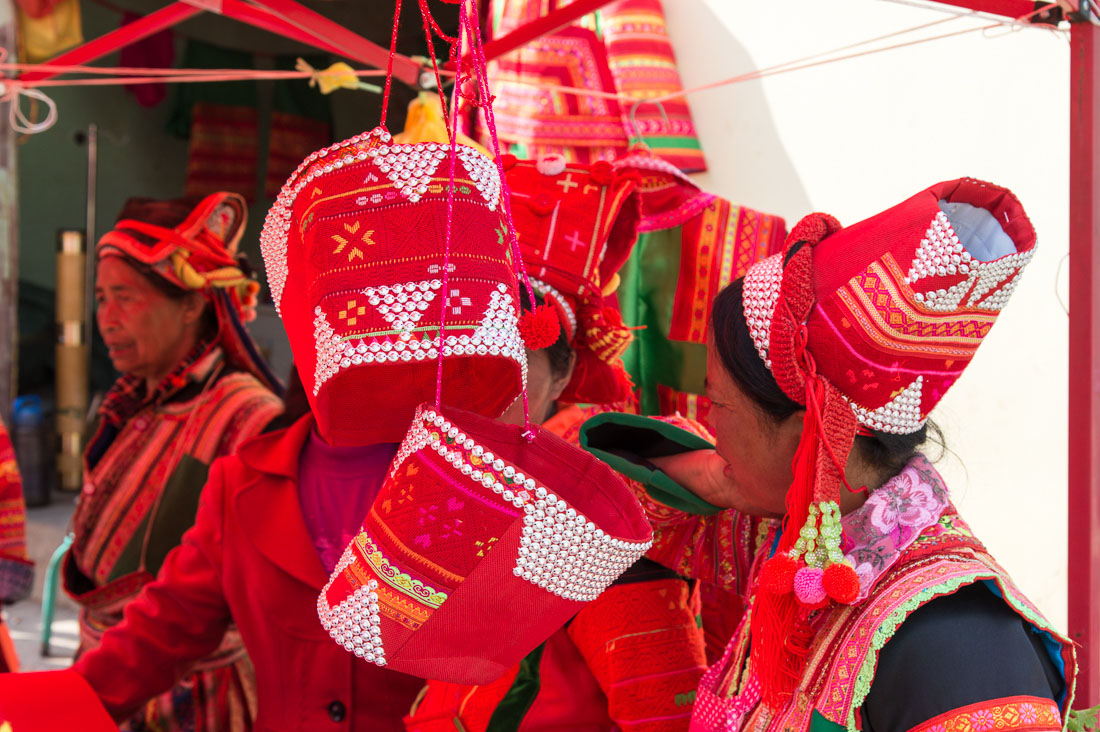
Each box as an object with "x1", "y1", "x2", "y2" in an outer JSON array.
[
  {"x1": 504, "y1": 154, "x2": 642, "y2": 404},
  {"x1": 260, "y1": 127, "x2": 525, "y2": 445},
  {"x1": 740, "y1": 178, "x2": 1037, "y2": 708},
  {"x1": 317, "y1": 403, "x2": 653, "y2": 683},
  {"x1": 745, "y1": 178, "x2": 1035, "y2": 432}
]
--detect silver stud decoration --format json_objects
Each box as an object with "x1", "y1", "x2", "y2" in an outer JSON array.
[
  {"x1": 457, "y1": 146, "x2": 502, "y2": 211},
  {"x1": 317, "y1": 546, "x2": 387, "y2": 667},
  {"x1": 742, "y1": 253, "x2": 784, "y2": 370},
  {"x1": 385, "y1": 405, "x2": 652, "y2": 604},
  {"x1": 364, "y1": 279, "x2": 441, "y2": 336},
  {"x1": 310, "y1": 282, "x2": 527, "y2": 395},
  {"x1": 848, "y1": 375, "x2": 925, "y2": 435},
  {"x1": 905, "y1": 211, "x2": 1034, "y2": 313}
]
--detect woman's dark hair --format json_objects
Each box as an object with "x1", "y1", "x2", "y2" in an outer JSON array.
[
  {"x1": 710, "y1": 277, "x2": 942, "y2": 479},
  {"x1": 520, "y1": 288, "x2": 575, "y2": 380}
]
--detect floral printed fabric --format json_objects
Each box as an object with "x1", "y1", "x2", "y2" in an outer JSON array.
[
  {"x1": 840, "y1": 454, "x2": 951, "y2": 601},
  {"x1": 905, "y1": 695, "x2": 1061, "y2": 732}
]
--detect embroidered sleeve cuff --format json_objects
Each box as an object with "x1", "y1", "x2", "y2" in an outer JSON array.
[{"x1": 904, "y1": 696, "x2": 1062, "y2": 732}]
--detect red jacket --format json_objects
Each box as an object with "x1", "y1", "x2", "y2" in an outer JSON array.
[{"x1": 73, "y1": 415, "x2": 424, "y2": 731}]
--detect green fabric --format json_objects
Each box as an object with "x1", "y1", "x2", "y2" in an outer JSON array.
[
  {"x1": 618, "y1": 226, "x2": 707, "y2": 415},
  {"x1": 579, "y1": 412, "x2": 722, "y2": 516},
  {"x1": 167, "y1": 40, "x2": 257, "y2": 138},
  {"x1": 108, "y1": 454, "x2": 210, "y2": 581},
  {"x1": 485, "y1": 642, "x2": 546, "y2": 732},
  {"x1": 811, "y1": 709, "x2": 848, "y2": 732}
]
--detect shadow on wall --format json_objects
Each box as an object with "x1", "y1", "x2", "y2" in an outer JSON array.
[{"x1": 664, "y1": 0, "x2": 813, "y2": 224}]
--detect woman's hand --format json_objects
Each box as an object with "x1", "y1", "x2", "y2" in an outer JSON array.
[{"x1": 650, "y1": 449, "x2": 736, "y2": 509}]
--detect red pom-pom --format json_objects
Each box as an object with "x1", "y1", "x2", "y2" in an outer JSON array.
[
  {"x1": 822, "y1": 562, "x2": 861, "y2": 605},
  {"x1": 519, "y1": 304, "x2": 561, "y2": 350},
  {"x1": 530, "y1": 192, "x2": 556, "y2": 216},
  {"x1": 590, "y1": 160, "x2": 613, "y2": 185},
  {"x1": 501, "y1": 153, "x2": 518, "y2": 170},
  {"x1": 759, "y1": 554, "x2": 798, "y2": 595}
]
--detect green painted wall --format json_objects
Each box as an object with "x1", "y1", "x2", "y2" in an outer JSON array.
[{"x1": 17, "y1": 0, "x2": 190, "y2": 291}]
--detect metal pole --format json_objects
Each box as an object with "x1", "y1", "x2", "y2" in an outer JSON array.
[{"x1": 1068, "y1": 9, "x2": 1100, "y2": 709}]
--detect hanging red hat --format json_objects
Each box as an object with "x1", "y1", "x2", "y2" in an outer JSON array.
[
  {"x1": 260, "y1": 128, "x2": 526, "y2": 445},
  {"x1": 317, "y1": 402, "x2": 653, "y2": 684},
  {"x1": 740, "y1": 177, "x2": 1037, "y2": 707},
  {"x1": 504, "y1": 154, "x2": 642, "y2": 404}
]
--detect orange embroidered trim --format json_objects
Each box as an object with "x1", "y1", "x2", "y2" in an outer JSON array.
[{"x1": 905, "y1": 695, "x2": 1061, "y2": 732}]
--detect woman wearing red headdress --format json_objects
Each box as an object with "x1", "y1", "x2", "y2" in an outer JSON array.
[
  {"x1": 581, "y1": 180, "x2": 1078, "y2": 732},
  {"x1": 65, "y1": 193, "x2": 283, "y2": 731},
  {"x1": 405, "y1": 156, "x2": 711, "y2": 732}
]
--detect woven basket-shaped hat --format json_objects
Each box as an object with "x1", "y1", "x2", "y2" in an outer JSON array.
[
  {"x1": 317, "y1": 403, "x2": 653, "y2": 684},
  {"x1": 260, "y1": 127, "x2": 525, "y2": 445}
]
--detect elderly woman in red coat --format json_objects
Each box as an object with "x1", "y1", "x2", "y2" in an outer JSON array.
[{"x1": 9, "y1": 127, "x2": 536, "y2": 731}]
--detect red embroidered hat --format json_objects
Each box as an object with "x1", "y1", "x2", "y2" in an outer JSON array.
[
  {"x1": 740, "y1": 177, "x2": 1036, "y2": 706},
  {"x1": 504, "y1": 155, "x2": 641, "y2": 404},
  {"x1": 260, "y1": 127, "x2": 525, "y2": 445},
  {"x1": 317, "y1": 403, "x2": 653, "y2": 683},
  {"x1": 98, "y1": 192, "x2": 280, "y2": 392}
]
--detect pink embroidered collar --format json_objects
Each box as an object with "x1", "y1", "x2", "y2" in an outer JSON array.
[{"x1": 840, "y1": 454, "x2": 951, "y2": 602}]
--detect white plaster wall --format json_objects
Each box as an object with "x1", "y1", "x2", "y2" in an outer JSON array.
[{"x1": 663, "y1": 0, "x2": 1071, "y2": 627}]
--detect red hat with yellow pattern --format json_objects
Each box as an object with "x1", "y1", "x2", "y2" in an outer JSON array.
[{"x1": 260, "y1": 128, "x2": 525, "y2": 446}]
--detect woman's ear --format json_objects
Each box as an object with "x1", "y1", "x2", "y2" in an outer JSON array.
[
  {"x1": 180, "y1": 291, "x2": 208, "y2": 327},
  {"x1": 549, "y1": 350, "x2": 578, "y2": 401}
]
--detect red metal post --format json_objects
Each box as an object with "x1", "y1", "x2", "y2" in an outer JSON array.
[
  {"x1": 1069, "y1": 16, "x2": 1100, "y2": 710},
  {"x1": 20, "y1": 2, "x2": 202, "y2": 82},
  {"x1": 244, "y1": 0, "x2": 421, "y2": 85}
]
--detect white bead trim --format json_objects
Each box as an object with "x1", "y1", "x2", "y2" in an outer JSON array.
[
  {"x1": 848, "y1": 375, "x2": 926, "y2": 435},
  {"x1": 742, "y1": 253, "x2": 783, "y2": 370},
  {"x1": 260, "y1": 126, "x2": 504, "y2": 316},
  {"x1": 905, "y1": 211, "x2": 1034, "y2": 314},
  {"x1": 388, "y1": 405, "x2": 652, "y2": 603},
  {"x1": 317, "y1": 545, "x2": 387, "y2": 667},
  {"x1": 310, "y1": 283, "x2": 528, "y2": 396}
]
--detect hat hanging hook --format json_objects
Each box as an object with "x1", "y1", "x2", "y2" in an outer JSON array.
[{"x1": 628, "y1": 98, "x2": 670, "y2": 147}]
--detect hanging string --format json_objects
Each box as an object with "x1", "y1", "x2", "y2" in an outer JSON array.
[
  {"x1": 5, "y1": 85, "x2": 57, "y2": 134},
  {"x1": 431, "y1": 0, "x2": 465, "y2": 409},
  {"x1": 379, "y1": 0, "x2": 403, "y2": 128},
  {"x1": 462, "y1": 0, "x2": 542, "y2": 438}
]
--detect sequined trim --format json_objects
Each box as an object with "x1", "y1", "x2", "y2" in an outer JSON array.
[
  {"x1": 317, "y1": 546, "x2": 387, "y2": 666},
  {"x1": 310, "y1": 282, "x2": 526, "y2": 396},
  {"x1": 905, "y1": 211, "x2": 1034, "y2": 313},
  {"x1": 742, "y1": 253, "x2": 783, "y2": 370},
  {"x1": 393, "y1": 405, "x2": 653, "y2": 603},
  {"x1": 904, "y1": 696, "x2": 1061, "y2": 732}
]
